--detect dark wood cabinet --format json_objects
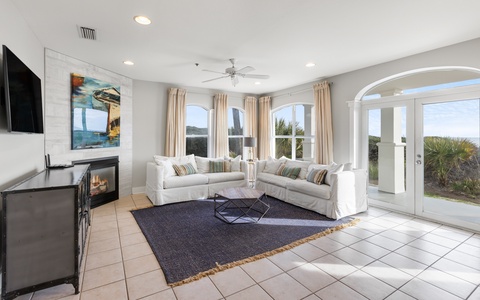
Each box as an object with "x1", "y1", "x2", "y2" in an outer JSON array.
[{"x1": 1, "y1": 165, "x2": 90, "y2": 300}]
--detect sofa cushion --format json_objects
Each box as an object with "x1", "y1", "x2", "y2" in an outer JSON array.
[
  {"x1": 163, "y1": 174, "x2": 208, "y2": 189},
  {"x1": 284, "y1": 160, "x2": 311, "y2": 180},
  {"x1": 286, "y1": 180, "x2": 331, "y2": 199},
  {"x1": 205, "y1": 172, "x2": 245, "y2": 184},
  {"x1": 257, "y1": 172, "x2": 293, "y2": 188},
  {"x1": 172, "y1": 163, "x2": 197, "y2": 176}
]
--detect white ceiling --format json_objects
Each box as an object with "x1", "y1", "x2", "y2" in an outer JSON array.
[{"x1": 12, "y1": 0, "x2": 480, "y2": 94}]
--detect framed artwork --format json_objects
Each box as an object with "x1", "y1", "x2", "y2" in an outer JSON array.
[{"x1": 71, "y1": 73, "x2": 121, "y2": 149}]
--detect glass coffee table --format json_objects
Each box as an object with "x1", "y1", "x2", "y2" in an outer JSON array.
[{"x1": 214, "y1": 187, "x2": 270, "y2": 224}]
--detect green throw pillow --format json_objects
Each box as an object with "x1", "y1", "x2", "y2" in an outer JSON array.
[
  {"x1": 209, "y1": 160, "x2": 231, "y2": 173},
  {"x1": 172, "y1": 163, "x2": 197, "y2": 176},
  {"x1": 276, "y1": 164, "x2": 301, "y2": 180}
]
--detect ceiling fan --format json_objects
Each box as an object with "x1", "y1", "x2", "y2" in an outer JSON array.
[{"x1": 202, "y1": 58, "x2": 270, "y2": 87}]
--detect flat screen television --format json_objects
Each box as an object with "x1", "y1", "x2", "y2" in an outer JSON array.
[{"x1": 2, "y1": 45, "x2": 43, "y2": 133}]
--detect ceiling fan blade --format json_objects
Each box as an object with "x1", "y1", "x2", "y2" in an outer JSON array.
[
  {"x1": 232, "y1": 76, "x2": 239, "y2": 87},
  {"x1": 202, "y1": 69, "x2": 227, "y2": 75},
  {"x1": 235, "y1": 66, "x2": 255, "y2": 74},
  {"x1": 241, "y1": 74, "x2": 270, "y2": 79},
  {"x1": 202, "y1": 75, "x2": 229, "y2": 83}
]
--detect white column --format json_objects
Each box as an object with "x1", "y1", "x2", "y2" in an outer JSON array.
[{"x1": 377, "y1": 107, "x2": 406, "y2": 194}]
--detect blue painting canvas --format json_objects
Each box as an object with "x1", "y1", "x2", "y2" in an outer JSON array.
[{"x1": 71, "y1": 73, "x2": 121, "y2": 149}]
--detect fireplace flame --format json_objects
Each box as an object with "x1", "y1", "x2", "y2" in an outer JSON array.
[{"x1": 91, "y1": 175, "x2": 109, "y2": 195}]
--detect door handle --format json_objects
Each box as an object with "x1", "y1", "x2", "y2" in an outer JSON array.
[{"x1": 416, "y1": 160, "x2": 422, "y2": 165}]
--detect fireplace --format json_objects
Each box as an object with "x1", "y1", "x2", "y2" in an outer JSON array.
[{"x1": 73, "y1": 156, "x2": 119, "y2": 208}]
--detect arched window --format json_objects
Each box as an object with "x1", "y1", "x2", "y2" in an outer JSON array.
[
  {"x1": 227, "y1": 107, "x2": 244, "y2": 158},
  {"x1": 272, "y1": 104, "x2": 314, "y2": 160},
  {"x1": 186, "y1": 105, "x2": 209, "y2": 157}
]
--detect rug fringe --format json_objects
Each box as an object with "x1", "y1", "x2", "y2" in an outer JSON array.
[{"x1": 168, "y1": 217, "x2": 360, "y2": 287}]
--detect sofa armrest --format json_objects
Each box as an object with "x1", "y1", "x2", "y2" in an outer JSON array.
[
  {"x1": 255, "y1": 160, "x2": 267, "y2": 176},
  {"x1": 329, "y1": 169, "x2": 368, "y2": 219},
  {"x1": 146, "y1": 162, "x2": 165, "y2": 191}
]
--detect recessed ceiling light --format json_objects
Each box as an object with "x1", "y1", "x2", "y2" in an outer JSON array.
[
  {"x1": 254, "y1": 82, "x2": 261, "y2": 85},
  {"x1": 306, "y1": 62, "x2": 316, "y2": 67},
  {"x1": 123, "y1": 60, "x2": 134, "y2": 65},
  {"x1": 134, "y1": 15, "x2": 151, "y2": 25}
]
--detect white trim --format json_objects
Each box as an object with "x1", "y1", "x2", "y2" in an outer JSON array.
[{"x1": 354, "y1": 66, "x2": 480, "y2": 101}]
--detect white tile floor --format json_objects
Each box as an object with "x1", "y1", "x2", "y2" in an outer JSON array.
[{"x1": 12, "y1": 194, "x2": 480, "y2": 300}]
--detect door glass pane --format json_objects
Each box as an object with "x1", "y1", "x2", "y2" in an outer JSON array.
[
  {"x1": 368, "y1": 107, "x2": 408, "y2": 207},
  {"x1": 228, "y1": 108, "x2": 243, "y2": 136},
  {"x1": 422, "y1": 99, "x2": 480, "y2": 224}
]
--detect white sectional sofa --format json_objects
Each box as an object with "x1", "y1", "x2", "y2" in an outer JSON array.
[
  {"x1": 146, "y1": 154, "x2": 248, "y2": 206},
  {"x1": 255, "y1": 158, "x2": 368, "y2": 219}
]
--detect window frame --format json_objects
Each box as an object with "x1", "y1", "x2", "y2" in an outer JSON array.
[
  {"x1": 272, "y1": 103, "x2": 315, "y2": 161},
  {"x1": 227, "y1": 106, "x2": 245, "y2": 158},
  {"x1": 185, "y1": 104, "x2": 210, "y2": 157}
]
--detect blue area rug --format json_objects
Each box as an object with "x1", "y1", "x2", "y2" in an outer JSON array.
[{"x1": 131, "y1": 197, "x2": 356, "y2": 286}]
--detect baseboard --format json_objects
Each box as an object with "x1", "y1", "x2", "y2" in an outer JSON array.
[{"x1": 132, "y1": 186, "x2": 146, "y2": 194}]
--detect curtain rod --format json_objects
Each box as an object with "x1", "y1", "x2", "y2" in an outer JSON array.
[{"x1": 270, "y1": 82, "x2": 333, "y2": 99}]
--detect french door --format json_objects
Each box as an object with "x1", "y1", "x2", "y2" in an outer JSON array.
[{"x1": 363, "y1": 89, "x2": 480, "y2": 231}]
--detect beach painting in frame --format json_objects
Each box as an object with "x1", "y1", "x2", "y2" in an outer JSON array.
[{"x1": 71, "y1": 73, "x2": 121, "y2": 149}]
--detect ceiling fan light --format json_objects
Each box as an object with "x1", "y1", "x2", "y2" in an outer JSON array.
[{"x1": 134, "y1": 15, "x2": 151, "y2": 25}]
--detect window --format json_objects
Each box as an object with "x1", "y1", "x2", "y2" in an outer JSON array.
[
  {"x1": 186, "y1": 105, "x2": 208, "y2": 157},
  {"x1": 273, "y1": 104, "x2": 314, "y2": 160},
  {"x1": 227, "y1": 107, "x2": 244, "y2": 158}
]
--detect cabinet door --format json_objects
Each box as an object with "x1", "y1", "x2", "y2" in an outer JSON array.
[{"x1": 5, "y1": 189, "x2": 75, "y2": 293}]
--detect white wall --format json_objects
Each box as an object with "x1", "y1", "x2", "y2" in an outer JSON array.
[
  {"x1": 0, "y1": 0, "x2": 45, "y2": 191},
  {"x1": 44, "y1": 49, "x2": 133, "y2": 198},
  {"x1": 131, "y1": 82, "x2": 252, "y2": 189}
]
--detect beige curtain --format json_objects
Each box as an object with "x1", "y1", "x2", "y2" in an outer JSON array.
[
  {"x1": 258, "y1": 96, "x2": 271, "y2": 160},
  {"x1": 244, "y1": 96, "x2": 257, "y2": 159},
  {"x1": 165, "y1": 88, "x2": 186, "y2": 157},
  {"x1": 214, "y1": 93, "x2": 229, "y2": 157},
  {"x1": 314, "y1": 81, "x2": 333, "y2": 164}
]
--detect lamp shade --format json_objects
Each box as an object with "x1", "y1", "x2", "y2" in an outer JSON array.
[{"x1": 244, "y1": 137, "x2": 257, "y2": 147}]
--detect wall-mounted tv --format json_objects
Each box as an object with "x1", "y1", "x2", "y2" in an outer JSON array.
[{"x1": 2, "y1": 45, "x2": 43, "y2": 134}]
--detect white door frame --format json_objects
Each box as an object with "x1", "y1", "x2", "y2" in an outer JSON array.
[{"x1": 358, "y1": 85, "x2": 480, "y2": 231}]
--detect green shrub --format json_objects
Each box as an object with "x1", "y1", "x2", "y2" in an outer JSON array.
[
  {"x1": 424, "y1": 137, "x2": 477, "y2": 186},
  {"x1": 451, "y1": 178, "x2": 480, "y2": 198},
  {"x1": 369, "y1": 161, "x2": 378, "y2": 181}
]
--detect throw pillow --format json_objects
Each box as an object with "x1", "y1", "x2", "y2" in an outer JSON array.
[
  {"x1": 153, "y1": 155, "x2": 176, "y2": 178},
  {"x1": 172, "y1": 163, "x2": 197, "y2": 176},
  {"x1": 306, "y1": 168, "x2": 328, "y2": 185},
  {"x1": 276, "y1": 164, "x2": 301, "y2": 180},
  {"x1": 264, "y1": 156, "x2": 287, "y2": 174},
  {"x1": 209, "y1": 160, "x2": 231, "y2": 173},
  {"x1": 325, "y1": 163, "x2": 344, "y2": 185},
  {"x1": 285, "y1": 160, "x2": 311, "y2": 180},
  {"x1": 195, "y1": 156, "x2": 210, "y2": 173},
  {"x1": 224, "y1": 155, "x2": 241, "y2": 172}
]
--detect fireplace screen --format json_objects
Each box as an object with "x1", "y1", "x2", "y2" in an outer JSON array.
[{"x1": 90, "y1": 166, "x2": 116, "y2": 196}]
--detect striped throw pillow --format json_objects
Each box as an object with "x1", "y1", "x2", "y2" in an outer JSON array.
[
  {"x1": 306, "y1": 168, "x2": 328, "y2": 185},
  {"x1": 209, "y1": 160, "x2": 231, "y2": 173},
  {"x1": 276, "y1": 164, "x2": 301, "y2": 180},
  {"x1": 172, "y1": 163, "x2": 197, "y2": 176}
]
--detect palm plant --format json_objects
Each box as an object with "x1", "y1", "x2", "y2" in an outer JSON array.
[{"x1": 423, "y1": 137, "x2": 477, "y2": 186}]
